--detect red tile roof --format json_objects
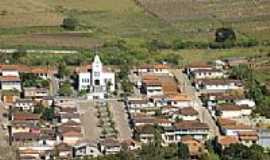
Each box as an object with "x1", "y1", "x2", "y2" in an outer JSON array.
[
  {"x1": 13, "y1": 113, "x2": 40, "y2": 121},
  {"x1": 174, "y1": 120, "x2": 209, "y2": 130},
  {"x1": 0, "y1": 76, "x2": 20, "y2": 82}
]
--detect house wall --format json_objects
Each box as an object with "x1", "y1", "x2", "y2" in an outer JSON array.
[
  {"x1": 63, "y1": 136, "x2": 81, "y2": 145},
  {"x1": 2, "y1": 70, "x2": 19, "y2": 77},
  {"x1": 194, "y1": 72, "x2": 225, "y2": 79},
  {"x1": 1, "y1": 82, "x2": 21, "y2": 91},
  {"x1": 78, "y1": 72, "x2": 91, "y2": 91},
  {"x1": 145, "y1": 86, "x2": 163, "y2": 97},
  {"x1": 219, "y1": 110, "x2": 243, "y2": 118}
]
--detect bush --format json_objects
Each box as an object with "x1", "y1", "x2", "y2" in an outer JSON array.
[
  {"x1": 62, "y1": 17, "x2": 78, "y2": 30},
  {"x1": 215, "y1": 27, "x2": 236, "y2": 42}
]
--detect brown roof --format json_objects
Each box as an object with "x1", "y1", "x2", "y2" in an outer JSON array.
[
  {"x1": 174, "y1": 120, "x2": 209, "y2": 130},
  {"x1": 181, "y1": 136, "x2": 203, "y2": 156},
  {"x1": 186, "y1": 63, "x2": 211, "y2": 68},
  {"x1": 218, "y1": 136, "x2": 239, "y2": 145},
  {"x1": 167, "y1": 94, "x2": 192, "y2": 101},
  {"x1": 142, "y1": 75, "x2": 161, "y2": 86},
  {"x1": 60, "y1": 120, "x2": 80, "y2": 127},
  {"x1": 138, "y1": 64, "x2": 169, "y2": 70},
  {"x1": 238, "y1": 131, "x2": 258, "y2": 136},
  {"x1": 55, "y1": 143, "x2": 72, "y2": 152},
  {"x1": 0, "y1": 76, "x2": 20, "y2": 82},
  {"x1": 59, "y1": 107, "x2": 78, "y2": 113},
  {"x1": 13, "y1": 132, "x2": 40, "y2": 141},
  {"x1": 62, "y1": 130, "x2": 82, "y2": 137},
  {"x1": 178, "y1": 107, "x2": 198, "y2": 116},
  {"x1": 192, "y1": 69, "x2": 222, "y2": 73},
  {"x1": 155, "y1": 118, "x2": 172, "y2": 124},
  {"x1": 13, "y1": 113, "x2": 40, "y2": 121},
  {"x1": 100, "y1": 138, "x2": 121, "y2": 147},
  {"x1": 59, "y1": 126, "x2": 82, "y2": 134},
  {"x1": 216, "y1": 104, "x2": 242, "y2": 111},
  {"x1": 199, "y1": 79, "x2": 243, "y2": 86}
]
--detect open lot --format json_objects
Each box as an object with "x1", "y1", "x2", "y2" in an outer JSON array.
[{"x1": 78, "y1": 100, "x2": 101, "y2": 141}]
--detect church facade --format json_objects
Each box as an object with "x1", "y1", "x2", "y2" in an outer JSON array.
[{"x1": 78, "y1": 55, "x2": 115, "y2": 99}]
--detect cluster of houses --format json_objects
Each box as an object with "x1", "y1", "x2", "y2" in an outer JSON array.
[
  {"x1": 1, "y1": 54, "x2": 270, "y2": 159},
  {"x1": 185, "y1": 58, "x2": 270, "y2": 151},
  {"x1": 13, "y1": 97, "x2": 130, "y2": 160},
  {"x1": 124, "y1": 63, "x2": 210, "y2": 158}
]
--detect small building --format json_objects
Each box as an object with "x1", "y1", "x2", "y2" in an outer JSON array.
[
  {"x1": 73, "y1": 140, "x2": 102, "y2": 158},
  {"x1": 54, "y1": 143, "x2": 73, "y2": 159},
  {"x1": 23, "y1": 87, "x2": 49, "y2": 98},
  {"x1": 12, "y1": 113, "x2": 40, "y2": 122},
  {"x1": 141, "y1": 75, "x2": 163, "y2": 97},
  {"x1": 172, "y1": 107, "x2": 199, "y2": 121},
  {"x1": 1, "y1": 90, "x2": 20, "y2": 103},
  {"x1": 14, "y1": 99, "x2": 35, "y2": 112},
  {"x1": 194, "y1": 79, "x2": 244, "y2": 92},
  {"x1": 0, "y1": 76, "x2": 21, "y2": 92},
  {"x1": 215, "y1": 104, "x2": 252, "y2": 118},
  {"x1": 99, "y1": 138, "x2": 121, "y2": 155},
  {"x1": 181, "y1": 136, "x2": 205, "y2": 159},
  {"x1": 134, "y1": 125, "x2": 155, "y2": 144},
  {"x1": 121, "y1": 139, "x2": 141, "y2": 151},
  {"x1": 136, "y1": 64, "x2": 169, "y2": 74},
  {"x1": 191, "y1": 69, "x2": 225, "y2": 79},
  {"x1": 162, "y1": 120, "x2": 209, "y2": 144},
  {"x1": 216, "y1": 136, "x2": 239, "y2": 151},
  {"x1": 258, "y1": 129, "x2": 270, "y2": 148}
]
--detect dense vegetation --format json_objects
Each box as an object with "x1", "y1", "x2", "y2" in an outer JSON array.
[{"x1": 230, "y1": 64, "x2": 270, "y2": 118}]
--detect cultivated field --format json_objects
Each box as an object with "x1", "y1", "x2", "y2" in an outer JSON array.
[
  {"x1": 137, "y1": 0, "x2": 270, "y2": 41},
  {"x1": 0, "y1": 0, "x2": 270, "y2": 56}
]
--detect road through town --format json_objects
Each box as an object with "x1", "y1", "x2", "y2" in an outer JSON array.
[{"x1": 171, "y1": 69, "x2": 220, "y2": 137}]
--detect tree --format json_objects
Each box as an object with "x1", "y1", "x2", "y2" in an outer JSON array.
[
  {"x1": 62, "y1": 17, "x2": 79, "y2": 30},
  {"x1": 215, "y1": 28, "x2": 236, "y2": 43},
  {"x1": 221, "y1": 143, "x2": 270, "y2": 160},
  {"x1": 121, "y1": 80, "x2": 133, "y2": 94},
  {"x1": 59, "y1": 81, "x2": 73, "y2": 96},
  {"x1": 58, "y1": 63, "x2": 70, "y2": 79},
  {"x1": 41, "y1": 107, "x2": 55, "y2": 121},
  {"x1": 230, "y1": 64, "x2": 252, "y2": 80},
  {"x1": 177, "y1": 142, "x2": 189, "y2": 160}
]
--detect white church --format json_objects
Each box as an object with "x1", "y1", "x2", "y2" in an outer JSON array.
[{"x1": 78, "y1": 55, "x2": 115, "y2": 99}]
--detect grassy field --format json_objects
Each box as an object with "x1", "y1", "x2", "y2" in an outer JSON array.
[{"x1": 0, "y1": 0, "x2": 270, "y2": 61}]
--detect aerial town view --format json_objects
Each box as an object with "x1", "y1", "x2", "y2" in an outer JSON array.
[{"x1": 1, "y1": 0, "x2": 270, "y2": 160}]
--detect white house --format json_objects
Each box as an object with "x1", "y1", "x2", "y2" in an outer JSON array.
[
  {"x1": 194, "y1": 79, "x2": 244, "y2": 92},
  {"x1": 78, "y1": 55, "x2": 115, "y2": 99},
  {"x1": 73, "y1": 140, "x2": 102, "y2": 158},
  {"x1": 191, "y1": 69, "x2": 226, "y2": 79},
  {"x1": 136, "y1": 64, "x2": 169, "y2": 74},
  {"x1": 14, "y1": 99, "x2": 35, "y2": 111},
  {"x1": 215, "y1": 104, "x2": 252, "y2": 118},
  {"x1": 99, "y1": 139, "x2": 121, "y2": 155},
  {"x1": 0, "y1": 76, "x2": 21, "y2": 91},
  {"x1": 142, "y1": 75, "x2": 163, "y2": 97},
  {"x1": 161, "y1": 121, "x2": 209, "y2": 145}
]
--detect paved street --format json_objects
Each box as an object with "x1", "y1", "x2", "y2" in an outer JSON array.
[
  {"x1": 78, "y1": 100, "x2": 101, "y2": 141},
  {"x1": 109, "y1": 100, "x2": 132, "y2": 140},
  {"x1": 170, "y1": 69, "x2": 220, "y2": 137},
  {"x1": 50, "y1": 77, "x2": 59, "y2": 96},
  {"x1": 0, "y1": 102, "x2": 16, "y2": 160}
]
